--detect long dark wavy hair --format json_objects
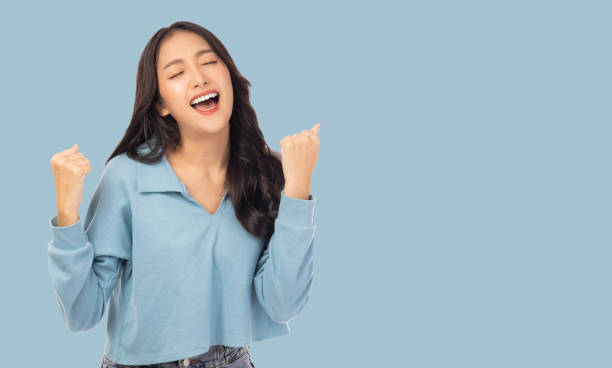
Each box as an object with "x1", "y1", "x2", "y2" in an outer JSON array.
[{"x1": 106, "y1": 21, "x2": 284, "y2": 246}]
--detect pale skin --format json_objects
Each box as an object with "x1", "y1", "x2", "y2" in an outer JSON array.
[{"x1": 50, "y1": 29, "x2": 320, "y2": 226}]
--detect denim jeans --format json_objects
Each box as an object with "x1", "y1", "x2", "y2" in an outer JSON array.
[{"x1": 101, "y1": 345, "x2": 255, "y2": 368}]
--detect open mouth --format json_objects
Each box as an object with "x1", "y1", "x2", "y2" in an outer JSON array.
[{"x1": 191, "y1": 93, "x2": 220, "y2": 112}]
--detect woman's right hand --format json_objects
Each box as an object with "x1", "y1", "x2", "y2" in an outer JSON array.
[{"x1": 50, "y1": 144, "x2": 91, "y2": 226}]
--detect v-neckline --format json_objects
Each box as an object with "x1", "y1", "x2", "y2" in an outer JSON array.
[
  {"x1": 188, "y1": 189, "x2": 228, "y2": 216},
  {"x1": 163, "y1": 153, "x2": 229, "y2": 217}
]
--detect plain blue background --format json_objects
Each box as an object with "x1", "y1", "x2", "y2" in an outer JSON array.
[{"x1": 1, "y1": 0, "x2": 611, "y2": 367}]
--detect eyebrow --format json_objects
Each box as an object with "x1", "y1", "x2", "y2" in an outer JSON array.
[{"x1": 162, "y1": 49, "x2": 215, "y2": 70}]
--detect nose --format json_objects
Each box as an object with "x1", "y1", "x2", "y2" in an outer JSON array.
[{"x1": 189, "y1": 63, "x2": 208, "y2": 88}]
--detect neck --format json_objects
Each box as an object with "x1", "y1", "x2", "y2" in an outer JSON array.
[{"x1": 166, "y1": 127, "x2": 230, "y2": 183}]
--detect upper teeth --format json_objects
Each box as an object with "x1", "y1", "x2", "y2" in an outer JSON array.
[{"x1": 190, "y1": 92, "x2": 218, "y2": 105}]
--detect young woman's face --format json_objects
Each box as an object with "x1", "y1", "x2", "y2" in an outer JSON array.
[{"x1": 155, "y1": 30, "x2": 233, "y2": 134}]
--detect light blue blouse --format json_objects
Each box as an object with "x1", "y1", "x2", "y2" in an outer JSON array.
[{"x1": 47, "y1": 142, "x2": 316, "y2": 365}]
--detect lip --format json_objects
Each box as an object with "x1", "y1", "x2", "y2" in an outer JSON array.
[{"x1": 190, "y1": 89, "x2": 220, "y2": 115}]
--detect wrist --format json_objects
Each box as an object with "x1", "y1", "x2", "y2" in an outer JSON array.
[
  {"x1": 283, "y1": 185, "x2": 310, "y2": 200},
  {"x1": 57, "y1": 211, "x2": 79, "y2": 227}
]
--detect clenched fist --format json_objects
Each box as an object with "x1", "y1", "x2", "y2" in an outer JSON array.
[
  {"x1": 49, "y1": 144, "x2": 91, "y2": 226},
  {"x1": 280, "y1": 123, "x2": 321, "y2": 200}
]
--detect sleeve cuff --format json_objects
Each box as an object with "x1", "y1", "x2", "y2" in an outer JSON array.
[
  {"x1": 49, "y1": 215, "x2": 88, "y2": 250},
  {"x1": 277, "y1": 190, "x2": 316, "y2": 227}
]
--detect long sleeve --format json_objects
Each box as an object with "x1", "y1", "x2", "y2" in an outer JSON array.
[
  {"x1": 47, "y1": 157, "x2": 132, "y2": 332},
  {"x1": 253, "y1": 190, "x2": 316, "y2": 323}
]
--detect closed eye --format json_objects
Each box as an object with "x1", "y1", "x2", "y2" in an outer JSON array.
[{"x1": 169, "y1": 61, "x2": 217, "y2": 79}]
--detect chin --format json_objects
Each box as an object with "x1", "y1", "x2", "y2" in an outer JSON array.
[{"x1": 200, "y1": 116, "x2": 230, "y2": 132}]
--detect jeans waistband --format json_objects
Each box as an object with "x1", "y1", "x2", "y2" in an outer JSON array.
[
  {"x1": 104, "y1": 345, "x2": 249, "y2": 367},
  {"x1": 175, "y1": 345, "x2": 248, "y2": 367}
]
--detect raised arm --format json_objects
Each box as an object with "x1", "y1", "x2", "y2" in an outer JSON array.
[
  {"x1": 47, "y1": 153, "x2": 133, "y2": 332},
  {"x1": 253, "y1": 190, "x2": 316, "y2": 323}
]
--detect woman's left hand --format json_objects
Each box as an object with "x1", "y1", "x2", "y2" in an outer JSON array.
[{"x1": 280, "y1": 123, "x2": 321, "y2": 200}]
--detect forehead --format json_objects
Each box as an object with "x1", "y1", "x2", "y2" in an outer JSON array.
[{"x1": 157, "y1": 31, "x2": 212, "y2": 65}]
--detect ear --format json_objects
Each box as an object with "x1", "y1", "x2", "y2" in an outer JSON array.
[{"x1": 156, "y1": 100, "x2": 170, "y2": 117}]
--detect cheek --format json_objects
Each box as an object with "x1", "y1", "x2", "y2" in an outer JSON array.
[
  {"x1": 161, "y1": 81, "x2": 188, "y2": 109},
  {"x1": 222, "y1": 72, "x2": 234, "y2": 104}
]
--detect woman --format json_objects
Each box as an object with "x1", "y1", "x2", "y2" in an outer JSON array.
[{"x1": 48, "y1": 21, "x2": 320, "y2": 368}]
